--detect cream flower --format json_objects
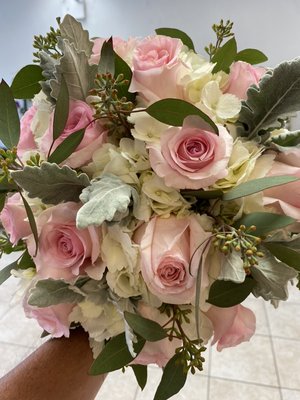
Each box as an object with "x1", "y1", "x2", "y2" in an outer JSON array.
[{"x1": 128, "y1": 110, "x2": 168, "y2": 144}]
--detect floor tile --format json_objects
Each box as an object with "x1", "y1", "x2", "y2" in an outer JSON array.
[
  {"x1": 282, "y1": 388, "x2": 300, "y2": 399},
  {"x1": 134, "y1": 366, "x2": 207, "y2": 400},
  {"x1": 286, "y1": 283, "x2": 300, "y2": 304},
  {"x1": 273, "y1": 338, "x2": 300, "y2": 390},
  {"x1": 266, "y1": 302, "x2": 300, "y2": 340},
  {"x1": 0, "y1": 342, "x2": 34, "y2": 377},
  {"x1": 95, "y1": 368, "x2": 138, "y2": 400},
  {"x1": 209, "y1": 378, "x2": 281, "y2": 400},
  {"x1": 210, "y1": 335, "x2": 278, "y2": 386}
]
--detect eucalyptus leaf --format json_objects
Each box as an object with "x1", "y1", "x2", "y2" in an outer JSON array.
[
  {"x1": 124, "y1": 311, "x2": 167, "y2": 342},
  {"x1": 11, "y1": 162, "x2": 89, "y2": 204},
  {"x1": 114, "y1": 52, "x2": 135, "y2": 101},
  {"x1": 0, "y1": 80, "x2": 20, "y2": 148},
  {"x1": 0, "y1": 176, "x2": 18, "y2": 192},
  {"x1": 146, "y1": 98, "x2": 218, "y2": 133},
  {"x1": 181, "y1": 188, "x2": 223, "y2": 199},
  {"x1": 52, "y1": 75, "x2": 69, "y2": 140},
  {"x1": 251, "y1": 250, "x2": 298, "y2": 301},
  {"x1": 235, "y1": 212, "x2": 295, "y2": 236},
  {"x1": 212, "y1": 37, "x2": 237, "y2": 73},
  {"x1": 238, "y1": 58, "x2": 300, "y2": 142},
  {"x1": 59, "y1": 14, "x2": 93, "y2": 56},
  {"x1": 18, "y1": 249, "x2": 35, "y2": 270},
  {"x1": 50, "y1": 39, "x2": 97, "y2": 100},
  {"x1": 0, "y1": 193, "x2": 6, "y2": 213},
  {"x1": 235, "y1": 49, "x2": 268, "y2": 65},
  {"x1": 98, "y1": 37, "x2": 115, "y2": 75},
  {"x1": 89, "y1": 333, "x2": 145, "y2": 375},
  {"x1": 269, "y1": 130, "x2": 300, "y2": 147},
  {"x1": 0, "y1": 258, "x2": 19, "y2": 285},
  {"x1": 155, "y1": 27, "x2": 195, "y2": 51},
  {"x1": 154, "y1": 353, "x2": 187, "y2": 400},
  {"x1": 207, "y1": 277, "x2": 255, "y2": 308},
  {"x1": 11, "y1": 65, "x2": 44, "y2": 99},
  {"x1": 76, "y1": 174, "x2": 138, "y2": 229},
  {"x1": 27, "y1": 279, "x2": 84, "y2": 307},
  {"x1": 219, "y1": 252, "x2": 246, "y2": 283},
  {"x1": 223, "y1": 175, "x2": 299, "y2": 201},
  {"x1": 263, "y1": 242, "x2": 300, "y2": 271},
  {"x1": 20, "y1": 192, "x2": 38, "y2": 256},
  {"x1": 48, "y1": 128, "x2": 85, "y2": 164},
  {"x1": 131, "y1": 365, "x2": 147, "y2": 391}
]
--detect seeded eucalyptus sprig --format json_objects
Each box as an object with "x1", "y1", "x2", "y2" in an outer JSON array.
[
  {"x1": 205, "y1": 19, "x2": 234, "y2": 60},
  {"x1": 33, "y1": 20, "x2": 62, "y2": 63},
  {"x1": 160, "y1": 304, "x2": 206, "y2": 373},
  {"x1": 90, "y1": 72, "x2": 135, "y2": 139}
]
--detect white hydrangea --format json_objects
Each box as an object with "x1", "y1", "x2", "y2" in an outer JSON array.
[{"x1": 128, "y1": 110, "x2": 168, "y2": 144}]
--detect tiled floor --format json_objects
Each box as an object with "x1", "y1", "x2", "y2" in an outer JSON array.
[{"x1": 1, "y1": 254, "x2": 300, "y2": 399}]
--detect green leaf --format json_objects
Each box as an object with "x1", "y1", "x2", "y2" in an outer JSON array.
[
  {"x1": 50, "y1": 39, "x2": 97, "y2": 101},
  {"x1": 146, "y1": 98, "x2": 218, "y2": 133},
  {"x1": 76, "y1": 174, "x2": 138, "y2": 229},
  {"x1": 207, "y1": 277, "x2": 255, "y2": 307},
  {"x1": 181, "y1": 188, "x2": 223, "y2": 199},
  {"x1": 48, "y1": 128, "x2": 85, "y2": 164},
  {"x1": 155, "y1": 27, "x2": 195, "y2": 51},
  {"x1": 0, "y1": 80, "x2": 20, "y2": 148},
  {"x1": 269, "y1": 130, "x2": 300, "y2": 147},
  {"x1": 59, "y1": 14, "x2": 93, "y2": 56},
  {"x1": 89, "y1": 333, "x2": 145, "y2": 375},
  {"x1": 114, "y1": 52, "x2": 135, "y2": 102},
  {"x1": 238, "y1": 58, "x2": 300, "y2": 142},
  {"x1": 0, "y1": 192, "x2": 6, "y2": 213},
  {"x1": 98, "y1": 37, "x2": 115, "y2": 75},
  {"x1": 52, "y1": 75, "x2": 69, "y2": 140},
  {"x1": 222, "y1": 175, "x2": 299, "y2": 201},
  {"x1": 0, "y1": 176, "x2": 18, "y2": 192},
  {"x1": 27, "y1": 279, "x2": 84, "y2": 307},
  {"x1": 131, "y1": 365, "x2": 147, "y2": 391},
  {"x1": 154, "y1": 353, "x2": 187, "y2": 400},
  {"x1": 11, "y1": 65, "x2": 44, "y2": 99},
  {"x1": 19, "y1": 192, "x2": 38, "y2": 256},
  {"x1": 124, "y1": 311, "x2": 167, "y2": 342},
  {"x1": 0, "y1": 258, "x2": 19, "y2": 285},
  {"x1": 263, "y1": 242, "x2": 300, "y2": 271},
  {"x1": 18, "y1": 249, "x2": 35, "y2": 270},
  {"x1": 251, "y1": 249, "x2": 298, "y2": 301},
  {"x1": 236, "y1": 212, "x2": 296, "y2": 236},
  {"x1": 212, "y1": 37, "x2": 237, "y2": 73},
  {"x1": 235, "y1": 49, "x2": 268, "y2": 65},
  {"x1": 11, "y1": 162, "x2": 90, "y2": 205}
]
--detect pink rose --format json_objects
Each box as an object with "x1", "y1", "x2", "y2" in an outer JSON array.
[
  {"x1": 206, "y1": 304, "x2": 256, "y2": 351},
  {"x1": 17, "y1": 106, "x2": 38, "y2": 157},
  {"x1": 135, "y1": 214, "x2": 211, "y2": 304},
  {"x1": 224, "y1": 61, "x2": 266, "y2": 100},
  {"x1": 276, "y1": 147, "x2": 300, "y2": 167},
  {"x1": 132, "y1": 302, "x2": 181, "y2": 367},
  {"x1": 129, "y1": 35, "x2": 186, "y2": 104},
  {"x1": 148, "y1": 116, "x2": 233, "y2": 189},
  {"x1": 0, "y1": 193, "x2": 31, "y2": 245},
  {"x1": 27, "y1": 202, "x2": 104, "y2": 281},
  {"x1": 40, "y1": 100, "x2": 107, "y2": 168},
  {"x1": 24, "y1": 301, "x2": 74, "y2": 338},
  {"x1": 90, "y1": 37, "x2": 139, "y2": 66},
  {"x1": 263, "y1": 161, "x2": 300, "y2": 220}
]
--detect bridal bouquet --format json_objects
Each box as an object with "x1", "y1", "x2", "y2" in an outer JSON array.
[{"x1": 1, "y1": 15, "x2": 300, "y2": 399}]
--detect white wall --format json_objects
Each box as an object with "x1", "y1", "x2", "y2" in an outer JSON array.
[{"x1": 1, "y1": 0, "x2": 300, "y2": 83}]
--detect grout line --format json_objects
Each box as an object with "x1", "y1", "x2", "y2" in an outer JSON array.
[{"x1": 263, "y1": 301, "x2": 284, "y2": 400}]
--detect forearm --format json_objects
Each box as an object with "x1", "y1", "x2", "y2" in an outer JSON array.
[{"x1": 0, "y1": 328, "x2": 105, "y2": 400}]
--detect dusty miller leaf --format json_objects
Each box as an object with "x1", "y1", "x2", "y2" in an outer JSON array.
[
  {"x1": 219, "y1": 252, "x2": 246, "y2": 283},
  {"x1": 11, "y1": 162, "x2": 90, "y2": 204},
  {"x1": 238, "y1": 58, "x2": 300, "y2": 142},
  {"x1": 50, "y1": 39, "x2": 97, "y2": 100},
  {"x1": 39, "y1": 51, "x2": 59, "y2": 104},
  {"x1": 251, "y1": 249, "x2": 298, "y2": 301},
  {"x1": 59, "y1": 14, "x2": 93, "y2": 56},
  {"x1": 76, "y1": 174, "x2": 138, "y2": 229},
  {"x1": 27, "y1": 279, "x2": 84, "y2": 307},
  {"x1": 269, "y1": 130, "x2": 300, "y2": 147}
]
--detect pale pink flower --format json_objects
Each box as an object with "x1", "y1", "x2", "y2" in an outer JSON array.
[
  {"x1": 27, "y1": 202, "x2": 103, "y2": 281},
  {"x1": 40, "y1": 100, "x2": 107, "y2": 168},
  {"x1": 0, "y1": 193, "x2": 31, "y2": 245},
  {"x1": 224, "y1": 61, "x2": 266, "y2": 100},
  {"x1": 206, "y1": 304, "x2": 256, "y2": 351},
  {"x1": 135, "y1": 214, "x2": 211, "y2": 304},
  {"x1": 148, "y1": 116, "x2": 233, "y2": 189},
  {"x1": 90, "y1": 37, "x2": 139, "y2": 66},
  {"x1": 17, "y1": 106, "x2": 38, "y2": 157}
]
